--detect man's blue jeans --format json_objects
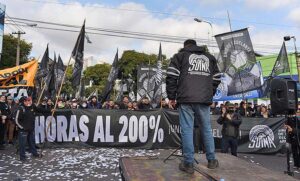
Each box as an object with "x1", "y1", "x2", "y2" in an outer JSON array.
[
  {"x1": 178, "y1": 104, "x2": 216, "y2": 164},
  {"x1": 19, "y1": 130, "x2": 38, "y2": 160}
]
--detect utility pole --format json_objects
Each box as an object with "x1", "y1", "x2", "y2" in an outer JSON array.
[{"x1": 12, "y1": 31, "x2": 25, "y2": 66}]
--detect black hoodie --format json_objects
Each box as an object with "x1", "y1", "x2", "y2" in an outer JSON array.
[
  {"x1": 15, "y1": 104, "x2": 50, "y2": 131},
  {"x1": 166, "y1": 45, "x2": 221, "y2": 105}
]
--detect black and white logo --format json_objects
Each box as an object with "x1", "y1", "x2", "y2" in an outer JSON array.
[
  {"x1": 248, "y1": 125, "x2": 276, "y2": 149},
  {"x1": 188, "y1": 54, "x2": 210, "y2": 76}
]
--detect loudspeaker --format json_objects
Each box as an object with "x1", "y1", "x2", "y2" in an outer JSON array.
[{"x1": 270, "y1": 78, "x2": 298, "y2": 115}]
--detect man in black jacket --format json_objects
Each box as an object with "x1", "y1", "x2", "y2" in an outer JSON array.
[
  {"x1": 15, "y1": 96, "x2": 51, "y2": 161},
  {"x1": 166, "y1": 39, "x2": 221, "y2": 174},
  {"x1": 138, "y1": 96, "x2": 152, "y2": 110},
  {"x1": 285, "y1": 116, "x2": 300, "y2": 169},
  {"x1": 0, "y1": 95, "x2": 10, "y2": 149},
  {"x1": 217, "y1": 104, "x2": 242, "y2": 156}
]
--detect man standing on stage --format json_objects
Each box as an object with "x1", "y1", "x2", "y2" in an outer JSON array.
[{"x1": 166, "y1": 39, "x2": 221, "y2": 174}]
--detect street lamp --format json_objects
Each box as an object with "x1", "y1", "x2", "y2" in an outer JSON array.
[
  {"x1": 194, "y1": 18, "x2": 214, "y2": 52},
  {"x1": 284, "y1": 36, "x2": 299, "y2": 82},
  {"x1": 194, "y1": 18, "x2": 214, "y2": 37},
  {"x1": 27, "y1": 23, "x2": 37, "y2": 27}
]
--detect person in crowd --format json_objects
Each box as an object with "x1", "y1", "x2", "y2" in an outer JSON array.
[
  {"x1": 238, "y1": 101, "x2": 247, "y2": 116},
  {"x1": 0, "y1": 95, "x2": 10, "y2": 149},
  {"x1": 132, "y1": 101, "x2": 139, "y2": 110},
  {"x1": 127, "y1": 102, "x2": 134, "y2": 110},
  {"x1": 166, "y1": 39, "x2": 220, "y2": 174},
  {"x1": 107, "y1": 100, "x2": 115, "y2": 110},
  {"x1": 138, "y1": 96, "x2": 152, "y2": 110},
  {"x1": 102, "y1": 101, "x2": 108, "y2": 109},
  {"x1": 210, "y1": 102, "x2": 220, "y2": 115},
  {"x1": 220, "y1": 104, "x2": 225, "y2": 111},
  {"x1": 0, "y1": 109, "x2": 3, "y2": 149},
  {"x1": 224, "y1": 101, "x2": 230, "y2": 107},
  {"x1": 40, "y1": 97, "x2": 48, "y2": 108},
  {"x1": 233, "y1": 103, "x2": 239, "y2": 113},
  {"x1": 114, "y1": 102, "x2": 120, "y2": 109},
  {"x1": 71, "y1": 99, "x2": 79, "y2": 109},
  {"x1": 217, "y1": 104, "x2": 242, "y2": 157},
  {"x1": 88, "y1": 96, "x2": 102, "y2": 109},
  {"x1": 285, "y1": 115, "x2": 300, "y2": 169},
  {"x1": 46, "y1": 98, "x2": 54, "y2": 110},
  {"x1": 156, "y1": 98, "x2": 169, "y2": 109},
  {"x1": 247, "y1": 102, "x2": 255, "y2": 117},
  {"x1": 57, "y1": 99, "x2": 66, "y2": 109},
  {"x1": 119, "y1": 96, "x2": 130, "y2": 109},
  {"x1": 6, "y1": 96, "x2": 15, "y2": 145},
  {"x1": 254, "y1": 104, "x2": 261, "y2": 117},
  {"x1": 267, "y1": 104, "x2": 274, "y2": 117},
  {"x1": 79, "y1": 100, "x2": 88, "y2": 109},
  {"x1": 259, "y1": 106, "x2": 269, "y2": 118},
  {"x1": 15, "y1": 96, "x2": 52, "y2": 161}
]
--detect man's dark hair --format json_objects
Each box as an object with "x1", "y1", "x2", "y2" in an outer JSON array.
[{"x1": 184, "y1": 39, "x2": 196, "y2": 47}]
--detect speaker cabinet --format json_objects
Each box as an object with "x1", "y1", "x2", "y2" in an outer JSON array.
[{"x1": 270, "y1": 78, "x2": 298, "y2": 115}]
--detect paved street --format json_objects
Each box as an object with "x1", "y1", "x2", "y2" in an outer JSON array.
[{"x1": 0, "y1": 146, "x2": 300, "y2": 180}]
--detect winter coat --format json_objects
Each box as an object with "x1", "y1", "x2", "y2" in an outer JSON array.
[
  {"x1": 217, "y1": 112, "x2": 242, "y2": 138},
  {"x1": 166, "y1": 45, "x2": 221, "y2": 105}
]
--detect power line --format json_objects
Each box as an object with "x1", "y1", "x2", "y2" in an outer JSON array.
[
  {"x1": 4, "y1": 23, "x2": 186, "y2": 44},
  {"x1": 5, "y1": 13, "x2": 25, "y2": 32},
  {"x1": 21, "y1": 0, "x2": 300, "y2": 29},
  {"x1": 8, "y1": 17, "x2": 206, "y2": 43},
  {"x1": 5, "y1": 22, "x2": 284, "y2": 55},
  {"x1": 6, "y1": 17, "x2": 298, "y2": 51}
]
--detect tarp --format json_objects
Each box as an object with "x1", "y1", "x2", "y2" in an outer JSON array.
[{"x1": 35, "y1": 109, "x2": 286, "y2": 154}]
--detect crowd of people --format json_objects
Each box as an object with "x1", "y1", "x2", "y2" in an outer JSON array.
[
  {"x1": 0, "y1": 93, "x2": 276, "y2": 151},
  {"x1": 0, "y1": 94, "x2": 171, "y2": 151},
  {"x1": 39, "y1": 95, "x2": 169, "y2": 110},
  {"x1": 210, "y1": 101, "x2": 274, "y2": 118},
  {"x1": 0, "y1": 90, "x2": 279, "y2": 164}
]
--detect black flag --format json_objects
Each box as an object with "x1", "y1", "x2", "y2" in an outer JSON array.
[
  {"x1": 55, "y1": 55, "x2": 65, "y2": 91},
  {"x1": 101, "y1": 50, "x2": 119, "y2": 102},
  {"x1": 71, "y1": 21, "x2": 85, "y2": 88},
  {"x1": 271, "y1": 42, "x2": 289, "y2": 76},
  {"x1": 215, "y1": 28, "x2": 262, "y2": 95},
  {"x1": 152, "y1": 43, "x2": 163, "y2": 107},
  {"x1": 45, "y1": 60, "x2": 56, "y2": 98},
  {"x1": 37, "y1": 45, "x2": 49, "y2": 78}
]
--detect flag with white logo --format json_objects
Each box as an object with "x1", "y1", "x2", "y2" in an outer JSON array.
[{"x1": 215, "y1": 28, "x2": 262, "y2": 95}]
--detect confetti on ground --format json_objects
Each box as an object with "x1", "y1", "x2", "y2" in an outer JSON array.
[{"x1": 0, "y1": 147, "x2": 160, "y2": 181}]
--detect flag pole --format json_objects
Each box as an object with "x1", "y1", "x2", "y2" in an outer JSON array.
[
  {"x1": 39, "y1": 52, "x2": 73, "y2": 156},
  {"x1": 147, "y1": 57, "x2": 151, "y2": 99},
  {"x1": 228, "y1": 10, "x2": 247, "y2": 114}
]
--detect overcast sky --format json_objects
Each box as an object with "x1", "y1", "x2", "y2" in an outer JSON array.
[{"x1": 2, "y1": 0, "x2": 300, "y2": 64}]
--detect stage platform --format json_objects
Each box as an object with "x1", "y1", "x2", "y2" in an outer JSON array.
[{"x1": 119, "y1": 152, "x2": 298, "y2": 181}]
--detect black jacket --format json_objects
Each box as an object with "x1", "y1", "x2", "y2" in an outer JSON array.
[
  {"x1": 217, "y1": 113, "x2": 242, "y2": 138},
  {"x1": 15, "y1": 104, "x2": 50, "y2": 132},
  {"x1": 138, "y1": 103, "x2": 152, "y2": 110},
  {"x1": 166, "y1": 45, "x2": 221, "y2": 104},
  {"x1": 286, "y1": 116, "x2": 300, "y2": 143},
  {"x1": 0, "y1": 101, "x2": 11, "y2": 116}
]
